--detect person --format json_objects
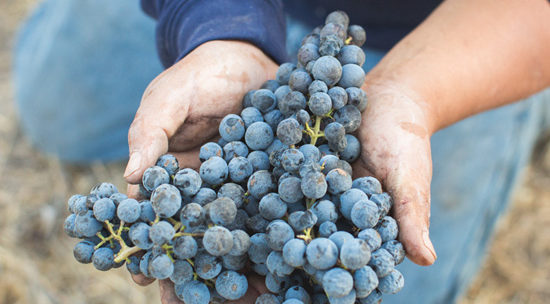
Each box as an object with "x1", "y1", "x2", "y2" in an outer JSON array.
[{"x1": 13, "y1": 0, "x2": 550, "y2": 303}]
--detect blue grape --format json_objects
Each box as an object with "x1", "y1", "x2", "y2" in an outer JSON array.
[
  {"x1": 109, "y1": 193, "x2": 127, "y2": 206},
  {"x1": 205, "y1": 197, "x2": 237, "y2": 226},
  {"x1": 326, "y1": 168, "x2": 352, "y2": 195},
  {"x1": 322, "y1": 268, "x2": 353, "y2": 297},
  {"x1": 370, "y1": 192, "x2": 392, "y2": 219},
  {"x1": 215, "y1": 271, "x2": 248, "y2": 300},
  {"x1": 179, "y1": 203, "x2": 204, "y2": 229},
  {"x1": 306, "y1": 238, "x2": 338, "y2": 270},
  {"x1": 318, "y1": 144, "x2": 337, "y2": 157},
  {"x1": 262, "y1": 79, "x2": 280, "y2": 92},
  {"x1": 155, "y1": 154, "x2": 179, "y2": 176},
  {"x1": 285, "y1": 286, "x2": 311, "y2": 304},
  {"x1": 346, "y1": 87, "x2": 367, "y2": 112},
  {"x1": 281, "y1": 149, "x2": 304, "y2": 173},
  {"x1": 340, "y1": 188, "x2": 367, "y2": 219},
  {"x1": 199, "y1": 156, "x2": 228, "y2": 185},
  {"x1": 319, "y1": 155, "x2": 339, "y2": 175},
  {"x1": 223, "y1": 141, "x2": 249, "y2": 161},
  {"x1": 266, "y1": 251, "x2": 294, "y2": 277},
  {"x1": 222, "y1": 254, "x2": 247, "y2": 271},
  {"x1": 90, "y1": 182, "x2": 118, "y2": 198},
  {"x1": 299, "y1": 160, "x2": 322, "y2": 178},
  {"x1": 334, "y1": 105, "x2": 361, "y2": 133},
  {"x1": 170, "y1": 259, "x2": 193, "y2": 285},
  {"x1": 351, "y1": 199, "x2": 379, "y2": 229},
  {"x1": 173, "y1": 168, "x2": 202, "y2": 196},
  {"x1": 173, "y1": 235, "x2": 198, "y2": 259},
  {"x1": 218, "y1": 182, "x2": 245, "y2": 208},
  {"x1": 126, "y1": 255, "x2": 141, "y2": 275},
  {"x1": 265, "y1": 272, "x2": 292, "y2": 294},
  {"x1": 308, "y1": 80, "x2": 328, "y2": 95},
  {"x1": 328, "y1": 86, "x2": 348, "y2": 110},
  {"x1": 150, "y1": 184, "x2": 181, "y2": 218},
  {"x1": 142, "y1": 166, "x2": 170, "y2": 192},
  {"x1": 73, "y1": 240, "x2": 95, "y2": 264},
  {"x1": 175, "y1": 280, "x2": 210, "y2": 304},
  {"x1": 85, "y1": 194, "x2": 99, "y2": 210},
  {"x1": 348, "y1": 24, "x2": 366, "y2": 47},
  {"x1": 67, "y1": 194, "x2": 84, "y2": 213},
  {"x1": 246, "y1": 214, "x2": 270, "y2": 233},
  {"x1": 275, "y1": 85, "x2": 292, "y2": 103},
  {"x1": 229, "y1": 229, "x2": 250, "y2": 256},
  {"x1": 312, "y1": 56, "x2": 342, "y2": 87},
  {"x1": 139, "y1": 251, "x2": 152, "y2": 277},
  {"x1": 241, "y1": 106, "x2": 264, "y2": 127},
  {"x1": 149, "y1": 254, "x2": 174, "y2": 279},
  {"x1": 278, "y1": 176, "x2": 303, "y2": 204},
  {"x1": 288, "y1": 210, "x2": 317, "y2": 232},
  {"x1": 278, "y1": 91, "x2": 307, "y2": 117},
  {"x1": 339, "y1": 64, "x2": 365, "y2": 88},
  {"x1": 340, "y1": 134, "x2": 360, "y2": 162},
  {"x1": 247, "y1": 151, "x2": 270, "y2": 171},
  {"x1": 324, "y1": 122, "x2": 346, "y2": 152},
  {"x1": 357, "y1": 228, "x2": 382, "y2": 252},
  {"x1": 63, "y1": 214, "x2": 78, "y2": 238},
  {"x1": 252, "y1": 262, "x2": 269, "y2": 276},
  {"x1": 377, "y1": 216, "x2": 398, "y2": 242},
  {"x1": 328, "y1": 231, "x2": 354, "y2": 251},
  {"x1": 259, "y1": 193, "x2": 287, "y2": 220},
  {"x1": 92, "y1": 247, "x2": 114, "y2": 271},
  {"x1": 199, "y1": 142, "x2": 223, "y2": 162},
  {"x1": 282, "y1": 238, "x2": 307, "y2": 267},
  {"x1": 297, "y1": 43, "x2": 320, "y2": 66},
  {"x1": 325, "y1": 10, "x2": 349, "y2": 29},
  {"x1": 75, "y1": 210, "x2": 103, "y2": 237},
  {"x1": 139, "y1": 200, "x2": 155, "y2": 223},
  {"x1": 301, "y1": 171, "x2": 327, "y2": 199},
  {"x1": 368, "y1": 248, "x2": 395, "y2": 278},
  {"x1": 276, "y1": 63, "x2": 296, "y2": 85},
  {"x1": 352, "y1": 176, "x2": 382, "y2": 196},
  {"x1": 256, "y1": 293, "x2": 282, "y2": 304},
  {"x1": 219, "y1": 114, "x2": 245, "y2": 142},
  {"x1": 311, "y1": 199, "x2": 338, "y2": 224},
  {"x1": 299, "y1": 144, "x2": 320, "y2": 163},
  {"x1": 295, "y1": 109, "x2": 311, "y2": 127},
  {"x1": 340, "y1": 238, "x2": 371, "y2": 270},
  {"x1": 72, "y1": 195, "x2": 88, "y2": 215},
  {"x1": 263, "y1": 109, "x2": 285, "y2": 133},
  {"x1": 245, "y1": 121, "x2": 274, "y2": 151},
  {"x1": 92, "y1": 198, "x2": 116, "y2": 222},
  {"x1": 301, "y1": 33, "x2": 320, "y2": 46},
  {"x1": 381, "y1": 240, "x2": 405, "y2": 265},
  {"x1": 242, "y1": 90, "x2": 255, "y2": 108},
  {"x1": 192, "y1": 187, "x2": 217, "y2": 206},
  {"x1": 266, "y1": 220, "x2": 294, "y2": 251},
  {"x1": 318, "y1": 221, "x2": 337, "y2": 238},
  {"x1": 248, "y1": 233, "x2": 270, "y2": 264},
  {"x1": 129, "y1": 222, "x2": 153, "y2": 250},
  {"x1": 203, "y1": 226, "x2": 234, "y2": 256},
  {"x1": 378, "y1": 269, "x2": 404, "y2": 294},
  {"x1": 327, "y1": 288, "x2": 356, "y2": 304},
  {"x1": 247, "y1": 170, "x2": 276, "y2": 199},
  {"x1": 337, "y1": 45, "x2": 365, "y2": 66},
  {"x1": 195, "y1": 252, "x2": 222, "y2": 279},
  {"x1": 252, "y1": 89, "x2": 277, "y2": 113},
  {"x1": 319, "y1": 34, "x2": 343, "y2": 57},
  {"x1": 308, "y1": 92, "x2": 332, "y2": 116},
  {"x1": 149, "y1": 220, "x2": 175, "y2": 245},
  {"x1": 289, "y1": 69, "x2": 313, "y2": 94},
  {"x1": 354, "y1": 266, "x2": 378, "y2": 298}
]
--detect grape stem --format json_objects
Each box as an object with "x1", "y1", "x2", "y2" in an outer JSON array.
[
  {"x1": 173, "y1": 232, "x2": 204, "y2": 238},
  {"x1": 103, "y1": 220, "x2": 143, "y2": 263},
  {"x1": 304, "y1": 116, "x2": 325, "y2": 145}
]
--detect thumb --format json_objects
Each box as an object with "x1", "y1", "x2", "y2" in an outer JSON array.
[
  {"x1": 386, "y1": 155, "x2": 437, "y2": 266},
  {"x1": 124, "y1": 70, "x2": 190, "y2": 184}
]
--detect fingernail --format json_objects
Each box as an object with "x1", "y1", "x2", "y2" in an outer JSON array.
[
  {"x1": 124, "y1": 151, "x2": 142, "y2": 179},
  {"x1": 422, "y1": 230, "x2": 437, "y2": 262}
]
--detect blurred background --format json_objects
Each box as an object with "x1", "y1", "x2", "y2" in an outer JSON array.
[{"x1": 1, "y1": 1, "x2": 550, "y2": 304}]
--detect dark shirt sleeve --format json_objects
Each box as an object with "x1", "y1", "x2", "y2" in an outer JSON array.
[{"x1": 141, "y1": 0, "x2": 287, "y2": 68}]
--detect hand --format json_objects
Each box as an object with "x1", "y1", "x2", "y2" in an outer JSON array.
[
  {"x1": 124, "y1": 40, "x2": 277, "y2": 302},
  {"x1": 123, "y1": 40, "x2": 278, "y2": 192},
  {"x1": 131, "y1": 272, "x2": 268, "y2": 304},
  {"x1": 353, "y1": 80, "x2": 438, "y2": 266}
]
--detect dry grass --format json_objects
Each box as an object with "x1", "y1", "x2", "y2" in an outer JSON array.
[{"x1": 0, "y1": 1, "x2": 549, "y2": 304}]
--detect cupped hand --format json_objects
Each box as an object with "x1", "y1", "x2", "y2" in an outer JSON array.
[
  {"x1": 124, "y1": 40, "x2": 278, "y2": 191},
  {"x1": 353, "y1": 80, "x2": 438, "y2": 266}
]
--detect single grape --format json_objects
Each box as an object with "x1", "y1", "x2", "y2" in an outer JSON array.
[
  {"x1": 248, "y1": 233, "x2": 270, "y2": 264},
  {"x1": 328, "y1": 231, "x2": 354, "y2": 251},
  {"x1": 223, "y1": 141, "x2": 249, "y2": 161},
  {"x1": 247, "y1": 151, "x2": 270, "y2": 171},
  {"x1": 195, "y1": 252, "x2": 222, "y2": 280},
  {"x1": 63, "y1": 214, "x2": 78, "y2": 238},
  {"x1": 381, "y1": 240, "x2": 405, "y2": 265},
  {"x1": 274, "y1": 85, "x2": 292, "y2": 103},
  {"x1": 352, "y1": 176, "x2": 383, "y2": 195},
  {"x1": 324, "y1": 122, "x2": 346, "y2": 152},
  {"x1": 378, "y1": 269, "x2": 404, "y2": 294},
  {"x1": 192, "y1": 187, "x2": 217, "y2": 206},
  {"x1": 357, "y1": 228, "x2": 382, "y2": 252},
  {"x1": 279, "y1": 91, "x2": 307, "y2": 117},
  {"x1": 301, "y1": 171, "x2": 327, "y2": 199},
  {"x1": 92, "y1": 247, "x2": 114, "y2": 271},
  {"x1": 337, "y1": 45, "x2": 366, "y2": 66},
  {"x1": 340, "y1": 238, "x2": 371, "y2": 270},
  {"x1": 266, "y1": 251, "x2": 294, "y2": 277},
  {"x1": 155, "y1": 154, "x2": 179, "y2": 176},
  {"x1": 334, "y1": 105, "x2": 361, "y2": 133},
  {"x1": 340, "y1": 188, "x2": 368, "y2": 219},
  {"x1": 297, "y1": 43, "x2": 320, "y2": 67},
  {"x1": 247, "y1": 170, "x2": 277, "y2": 199},
  {"x1": 90, "y1": 182, "x2": 118, "y2": 198},
  {"x1": 285, "y1": 286, "x2": 311, "y2": 304},
  {"x1": 308, "y1": 80, "x2": 328, "y2": 95},
  {"x1": 312, "y1": 56, "x2": 342, "y2": 87},
  {"x1": 142, "y1": 166, "x2": 170, "y2": 192},
  {"x1": 75, "y1": 210, "x2": 103, "y2": 237},
  {"x1": 288, "y1": 210, "x2": 317, "y2": 232},
  {"x1": 308, "y1": 92, "x2": 332, "y2": 116},
  {"x1": 199, "y1": 156, "x2": 228, "y2": 185},
  {"x1": 150, "y1": 184, "x2": 181, "y2": 218},
  {"x1": 129, "y1": 222, "x2": 154, "y2": 250},
  {"x1": 175, "y1": 280, "x2": 210, "y2": 304},
  {"x1": 92, "y1": 197, "x2": 115, "y2": 222},
  {"x1": 215, "y1": 271, "x2": 248, "y2": 300},
  {"x1": 173, "y1": 235, "x2": 198, "y2": 259},
  {"x1": 368, "y1": 248, "x2": 395, "y2": 278},
  {"x1": 241, "y1": 106, "x2": 264, "y2": 127},
  {"x1": 318, "y1": 221, "x2": 337, "y2": 237},
  {"x1": 199, "y1": 142, "x2": 223, "y2": 162},
  {"x1": 219, "y1": 114, "x2": 245, "y2": 142},
  {"x1": 276, "y1": 63, "x2": 297, "y2": 85},
  {"x1": 278, "y1": 176, "x2": 304, "y2": 204},
  {"x1": 351, "y1": 199, "x2": 379, "y2": 230},
  {"x1": 325, "y1": 10, "x2": 349, "y2": 28},
  {"x1": 149, "y1": 254, "x2": 174, "y2": 279},
  {"x1": 377, "y1": 216, "x2": 399, "y2": 242},
  {"x1": 340, "y1": 134, "x2": 360, "y2": 162},
  {"x1": 229, "y1": 229, "x2": 251, "y2": 256},
  {"x1": 282, "y1": 238, "x2": 307, "y2": 267},
  {"x1": 205, "y1": 197, "x2": 237, "y2": 226},
  {"x1": 202, "y1": 226, "x2": 234, "y2": 256},
  {"x1": 126, "y1": 255, "x2": 141, "y2": 275},
  {"x1": 173, "y1": 168, "x2": 202, "y2": 196},
  {"x1": 348, "y1": 24, "x2": 366, "y2": 47},
  {"x1": 322, "y1": 268, "x2": 353, "y2": 297},
  {"x1": 281, "y1": 148, "x2": 305, "y2": 173},
  {"x1": 245, "y1": 121, "x2": 274, "y2": 151},
  {"x1": 328, "y1": 86, "x2": 348, "y2": 110},
  {"x1": 73, "y1": 240, "x2": 95, "y2": 264},
  {"x1": 149, "y1": 220, "x2": 175, "y2": 245},
  {"x1": 262, "y1": 79, "x2": 280, "y2": 92},
  {"x1": 266, "y1": 220, "x2": 294, "y2": 251},
  {"x1": 67, "y1": 194, "x2": 84, "y2": 213},
  {"x1": 72, "y1": 195, "x2": 88, "y2": 215},
  {"x1": 218, "y1": 182, "x2": 245, "y2": 208},
  {"x1": 252, "y1": 89, "x2": 277, "y2": 113},
  {"x1": 170, "y1": 259, "x2": 193, "y2": 285},
  {"x1": 305, "y1": 238, "x2": 338, "y2": 270},
  {"x1": 311, "y1": 199, "x2": 338, "y2": 224},
  {"x1": 259, "y1": 193, "x2": 287, "y2": 220}
]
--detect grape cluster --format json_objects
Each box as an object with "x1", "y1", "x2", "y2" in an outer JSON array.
[{"x1": 63, "y1": 10, "x2": 405, "y2": 304}]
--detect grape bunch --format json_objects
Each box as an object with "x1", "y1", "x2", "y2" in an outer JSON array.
[{"x1": 63, "y1": 10, "x2": 405, "y2": 304}]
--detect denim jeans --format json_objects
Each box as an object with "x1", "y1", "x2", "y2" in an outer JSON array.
[{"x1": 13, "y1": 1, "x2": 550, "y2": 303}]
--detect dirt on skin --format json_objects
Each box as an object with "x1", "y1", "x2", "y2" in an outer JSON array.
[{"x1": 1, "y1": 1, "x2": 549, "y2": 304}]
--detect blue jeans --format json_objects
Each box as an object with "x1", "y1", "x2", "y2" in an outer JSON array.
[{"x1": 14, "y1": 1, "x2": 550, "y2": 303}]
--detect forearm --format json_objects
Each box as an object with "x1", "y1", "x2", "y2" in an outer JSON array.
[{"x1": 365, "y1": 0, "x2": 550, "y2": 132}]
